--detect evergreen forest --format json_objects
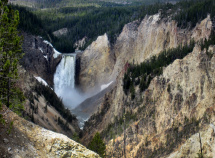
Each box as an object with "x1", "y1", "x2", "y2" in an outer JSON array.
[
  {"x1": 11, "y1": 0, "x2": 215, "y2": 53},
  {"x1": 10, "y1": 0, "x2": 185, "y2": 53}
]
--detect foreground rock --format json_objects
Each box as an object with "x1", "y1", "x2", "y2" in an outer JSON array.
[{"x1": 0, "y1": 107, "x2": 100, "y2": 158}]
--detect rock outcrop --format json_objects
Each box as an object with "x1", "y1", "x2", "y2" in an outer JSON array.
[
  {"x1": 18, "y1": 66, "x2": 80, "y2": 139},
  {"x1": 78, "y1": 13, "x2": 212, "y2": 92},
  {"x1": 78, "y1": 12, "x2": 215, "y2": 157},
  {"x1": 21, "y1": 32, "x2": 61, "y2": 87},
  {"x1": 79, "y1": 33, "x2": 115, "y2": 92},
  {"x1": 0, "y1": 107, "x2": 100, "y2": 158},
  {"x1": 74, "y1": 36, "x2": 88, "y2": 50},
  {"x1": 83, "y1": 44, "x2": 215, "y2": 157},
  {"x1": 53, "y1": 28, "x2": 68, "y2": 37}
]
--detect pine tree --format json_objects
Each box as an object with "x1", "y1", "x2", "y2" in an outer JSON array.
[
  {"x1": 88, "y1": 132, "x2": 106, "y2": 157},
  {"x1": 0, "y1": 0, "x2": 24, "y2": 122}
]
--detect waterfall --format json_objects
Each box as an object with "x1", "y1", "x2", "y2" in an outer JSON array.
[
  {"x1": 54, "y1": 54, "x2": 76, "y2": 95},
  {"x1": 54, "y1": 54, "x2": 79, "y2": 109},
  {"x1": 53, "y1": 53, "x2": 89, "y2": 127}
]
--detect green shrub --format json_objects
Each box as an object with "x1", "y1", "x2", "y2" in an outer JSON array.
[{"x1": 88, "y1": 132, "x2": 106, "y2": 157}]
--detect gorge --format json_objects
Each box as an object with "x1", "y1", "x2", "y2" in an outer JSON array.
[
  {"x1": 53, "y1": 53, "x2": 92, "y2": 128},
  {"x1": 2, "y1": 0, "x2": 215, "y2": 158}
]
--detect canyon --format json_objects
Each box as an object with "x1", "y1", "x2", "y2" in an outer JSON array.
[
  {"x1": 1, "y1": 2, "x2": 215, "y2": 158},
  {"x1": 77, "y1": 13, "x2": 215, "y2": 157}
]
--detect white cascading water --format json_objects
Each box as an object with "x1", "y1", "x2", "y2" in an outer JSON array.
[
  {"x1": 53, "y1": 53, "x2": 113, "y2": 128},
  {"x1": 54, "y1": 54, "x2": 82, "y2": 109},
  {"x1": 54, "y1": 53, "x2": 88, "y2": 128},
  {"x1": 54, "y1": 54, "x2": 76, "y2": 94}
]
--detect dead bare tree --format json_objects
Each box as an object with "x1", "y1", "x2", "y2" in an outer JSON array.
[{"x1": 198, "y1": 132, "x2": 203, "y2": 158}]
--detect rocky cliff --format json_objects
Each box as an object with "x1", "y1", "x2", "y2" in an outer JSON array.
[
  {"x1": 78, "y1": 13, "x2": 212, "y2": 92},
  {"x1": 21, "y1": 32, "x2": 61, "y2": 87},
  {"x1": 78, "y1": 33, "x2": 115, "y2": 93},
  {"x1": 78, "y1": 13, "x2": 215, "y2": 157},
  {"x1": 83, "y1": 43, "x2": 215, "y2": 157},
  {"x1": 0, "y1": 106, "x2": 100, "y2": 158},
  {"x1": 18, "y1": 66, "x2": 80, "y2": 139}
]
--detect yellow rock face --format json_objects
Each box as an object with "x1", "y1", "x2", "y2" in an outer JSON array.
[
  {"x1": 1, "y1": 110, "x2": 100, "y2": 158},
  {"x1": 79, "y1": 33, "x2": 115, "y2": 92},
  {"x1": 78, "y1": 13, "x2": 214, "y2": 157},
  {"x1": 78, "y1": 14, "x2": 212, "y2": 93}
]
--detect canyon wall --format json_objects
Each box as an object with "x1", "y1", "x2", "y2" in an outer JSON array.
[
  {"x1": 21, "y1": 32, "x2": 61, "y2": 87},
  {"x1": 78, "y1": 33, "x2": 115, "y2": 92},
  {"x1": 84, "y1": 44, "x2": 215, "y2": 157},
  {"x1": 78, "y1": 13, "x2": 212, "y2": 93},
  {"x1": 79, "y1": 13, "x2": 214, "y2": 157}
]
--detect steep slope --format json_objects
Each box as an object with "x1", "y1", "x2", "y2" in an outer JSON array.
[
  {"x1": 84, "y1": 44, "x2": 215, "y2": 157},
  {"x1": 78, "y1": 33, "x2": 115, "y2": 93},
  {"x1": 0, "y1": 106, "x2": 100, "y2": 158},
  {"x1": 78, "y1": 12, "x2": 214, "y2": 157},
  {"x1": 18, "y1": 66, "x2": 80, "y2": 139},
  {"x1": 21, "y1": 32, "x2": 61, "y2": 87},
  {"x1": 78, "y1": 13, "x2": 212, "y2": 92}
]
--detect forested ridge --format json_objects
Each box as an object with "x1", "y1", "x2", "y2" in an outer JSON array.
[
  {"x1": 9, "y1": 0, "x2": 179, "y2": 53},
  {"x1": 122, "y1": 0, "x2": 215, "y2": 99},
  {"x1": 11, "y1": 0, "x2": 180, "y2": 8},
  {"x1": 10, "y1": 0, "x2": 215, "y2": 53}
]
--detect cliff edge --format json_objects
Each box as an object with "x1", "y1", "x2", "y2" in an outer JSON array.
[{"x1": 0, "y1": 106, "x2": 100, "y2": 158}]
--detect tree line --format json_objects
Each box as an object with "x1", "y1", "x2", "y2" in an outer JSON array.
[
  {"x1": 123, "y1": 40, "x2": 195, "y2": 98},
  {"x1": 11, "y1": 0, "x2": 215, "y2": 53},
  {"x1": 10, "y1": 0, "x2": 184, "y2": 53},
  {"x1": 34, "y1": 83, "x2": 77, "y2": 123},
  {"x1": 0, "y1": 0, "x2": 25, "y2": 124},
  {"x1": 123, "y1": 29, "x2": 215, "y2": 99}
]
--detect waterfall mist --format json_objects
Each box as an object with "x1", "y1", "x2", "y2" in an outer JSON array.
[
  {"x1": 54, "y1": 54, "x2": 86, "y2": 109},
  {"x1": 53, "y1": 53, "x2": 114, "y2": 128}
]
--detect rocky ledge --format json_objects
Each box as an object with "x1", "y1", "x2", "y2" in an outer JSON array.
[
  {"x1": 20, "y1": 32, "x2": 62, "y2": 87},
  {"x1": 0, "y1": 107, "x2": 100, "y2": 158}
]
